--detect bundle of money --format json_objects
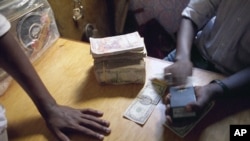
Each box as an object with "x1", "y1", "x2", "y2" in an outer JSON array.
[{"x1": 90, "y1": 32, "x2": 147, "y2": 84}]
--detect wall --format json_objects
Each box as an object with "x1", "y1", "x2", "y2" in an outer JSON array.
[{"x1": 47, "y1": 0, "x2": 113, "y2": 41}]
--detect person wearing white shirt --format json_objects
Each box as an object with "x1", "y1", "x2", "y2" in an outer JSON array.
[{"x1": 164, "y1": 0, "x2": 250, "y2": 124}]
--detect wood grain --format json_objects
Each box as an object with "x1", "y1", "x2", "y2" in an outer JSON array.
[{"x1": 1, "y1": 38, "x2": 250, "y2": 141}]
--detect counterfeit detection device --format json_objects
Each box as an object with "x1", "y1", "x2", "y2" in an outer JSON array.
[{"x1": 170, "y1": 86, "x2": 197, "y2": 122}]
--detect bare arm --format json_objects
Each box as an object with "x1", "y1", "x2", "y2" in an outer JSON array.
[
  {"x1": 175, "y1": 17, "x2": 197, "y2": 61},
  {"x1": 0, "y1": 32, "x2": 111, "y2": 141},
  {"x1": 206, "y1": 67, "x2": 250, "y2": 99},
  {"x1": 164, "y1": 17, "x2": 198, "y2": 79},
  {"x1": 184, "y1": 67, "x2": 250, "y2": 113},
  {"x1": 0, "y1": 32, "x2": 56, "y2": 117}
]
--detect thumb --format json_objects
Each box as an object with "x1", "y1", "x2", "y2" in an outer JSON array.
[{"x1": 186, "y1": 102, "x2": 201, "y2": 112}]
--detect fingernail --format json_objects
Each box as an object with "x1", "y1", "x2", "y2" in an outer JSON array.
[
  {"x1": 104, "y1": 121, "x2": 110, "y2": 126},
  {"x1": 105, "y1": 128, "x2": 111, "y2": 133},
  {"x1": 97, "y1": 111, "x2": 103, "y2": 114},
  {"x1": 98, "y1": 134, "x2": 104, "y2": 140}
]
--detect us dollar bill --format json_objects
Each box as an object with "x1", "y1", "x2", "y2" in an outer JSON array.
[
  {"x1": 123, "y1": 96, "x2": 155, "y2": 125},
  {"x1": 123, "y1": 79, "x2": 168, "y2": 125}
]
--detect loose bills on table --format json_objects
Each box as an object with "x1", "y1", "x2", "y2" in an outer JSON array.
[{"x1": 123, "y1": 78, "x2": 168, "y2": 125}]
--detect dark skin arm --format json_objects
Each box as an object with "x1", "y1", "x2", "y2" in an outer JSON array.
[
  {"x1": 188, "y1": 67, "x2": 250, "y2": 111},
  {"x1": 164, "y1": 18, "x2": 197, "y2": 80},
  {"x1": 0, "y1": 31, "x2": 111, "y2": 141},
  {"x1": 165, "y1": 67, "x2": 250, "y2": 124},
  {"x1": 164, "y1": 18, "x2": 250, "y2": 124},
  {"x1": 164, "y1": 17, "x2": 196, "y2": 124}
]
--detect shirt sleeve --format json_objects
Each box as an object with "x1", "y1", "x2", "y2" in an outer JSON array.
[
  {"x1": 0, "y1": 14, "x2": 11, "y2": 37},
  {"x1": 181, "y1": 0, "x2": 220, "y2": 30}
]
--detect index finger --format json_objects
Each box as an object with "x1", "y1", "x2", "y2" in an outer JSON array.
[
  {"x1": 164, "y1": 94, "x2": 171, "y2": 104},
  {"x1": 81, "y1": 108, "x2": 104, "y2": 116}
]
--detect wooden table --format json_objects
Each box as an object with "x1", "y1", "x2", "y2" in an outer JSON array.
[{"x1": 1, "y1": 38, "x2": 250, "y2": 141}]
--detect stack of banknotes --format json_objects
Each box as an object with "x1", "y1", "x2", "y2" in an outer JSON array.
[{"x1": 90, "y1": 32, "x2": 147, "y2": 84}]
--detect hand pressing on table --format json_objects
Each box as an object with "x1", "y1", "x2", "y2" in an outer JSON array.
[
  {"x1": 0, "y1": 14, "x2": 111, "y2": 141},
  {"x1": 45, "y1": 106, "x2": 110, "y2": 141}
]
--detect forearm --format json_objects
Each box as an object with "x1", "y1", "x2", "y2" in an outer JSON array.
[
  {"x1": 175, "y1": 18, "x2": 197, "y2": 61},
  {"x1": 222, "y1": 67, "x2": 250, "y2": 95},
  {"x1": 0, "y1": 32, "x2": 57, "y2": 118},
  {"x1": 210, "y1": 67, "x2": 250, "y2": 99}
]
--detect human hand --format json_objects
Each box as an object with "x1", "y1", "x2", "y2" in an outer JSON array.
[
  {"x1": 164, "y1": 85, "x2": 216, "y2": 125},
  {"x1": 44, "y1": 105, "x2": 111, "y2": 141},
  {"x1": 164, "y1": 60, "x2": 193, "y2": 85}
]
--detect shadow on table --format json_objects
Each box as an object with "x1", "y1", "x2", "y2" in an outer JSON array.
[
  {"x1": 7, "y1": 115, "x2": 108, "y2": 141},
  {"x1": 7, "y1": 116, "x2": 56, "y2": 141},
  {"x1": 73, "y1": 67, "x2": 144, "y2": 103}
]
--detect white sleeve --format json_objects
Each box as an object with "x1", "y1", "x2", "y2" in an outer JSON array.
[
  {"x1": 0, "y1": 14, "x2": 11, "y2": 37},
  {"x1": 181, "y1": 0, "x2": 219, "y2": 30}
]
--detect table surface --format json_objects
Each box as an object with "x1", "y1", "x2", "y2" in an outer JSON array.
[{"x1": 1, "y1": 38, "x2": 250, "y2": 141}]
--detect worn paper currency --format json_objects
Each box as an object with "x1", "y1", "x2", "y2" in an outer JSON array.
[
  {"x1": 151, "y1": 78, "x2": 168, "y2": 96},
  {"x1": 90, "y1": 31, "x2": 147, "y2": 85},
  {"x1": 90, "y1": 32, "x2": 145, "y2": 57},
  {"x1": 123, "y1": 97, "x2": 155, "y2": 125},
  {"x1": 93, "y1": 45, "x2": 147, "y2": 62},
  {"x1": 123, "y1": 79, "x2": 168, "y2": 125},
  {"x1": 137, "y1": 81, "x2": 167, "y2": 105},
  {"x1": 94, "y1": 59, "x2": 146, "y2": 84}
]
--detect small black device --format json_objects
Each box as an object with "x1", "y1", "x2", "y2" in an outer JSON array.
[{"x1": 170, "y1": 86, "x2": 197, "y2": 122}]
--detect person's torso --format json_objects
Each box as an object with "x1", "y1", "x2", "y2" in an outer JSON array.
[{"x1": 196, "y1": 0, "x2": 250, "y2": 74}]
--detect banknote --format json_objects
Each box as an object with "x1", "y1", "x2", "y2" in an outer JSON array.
[
  {"x1": 93, "y1": 45, "x2": 147, "y2": 61},
  {"x1": 90, "y1": 32, "x2": 145, "y2": 57},
  {"x1": 90, "y1": 31, "x2": 147, "y2": 85},
  {"x1": 94, "y1": 59, "x2": 146, "y2": 84},
  {"x1": 137, "y1": 80, "x2": 167, "y2": 105},
  {"x1": 123, "y1": 97, "x2": 155, "y2": 125},
  {"x1": 95, "y1": 68, "x2": 145, "y2": 84},
  {"x1": 150, "y1": 78, "x2": 168, "y2": 96},
  {"x1": 123, "y1": 79, "x2": 168, "y2": 125}
]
